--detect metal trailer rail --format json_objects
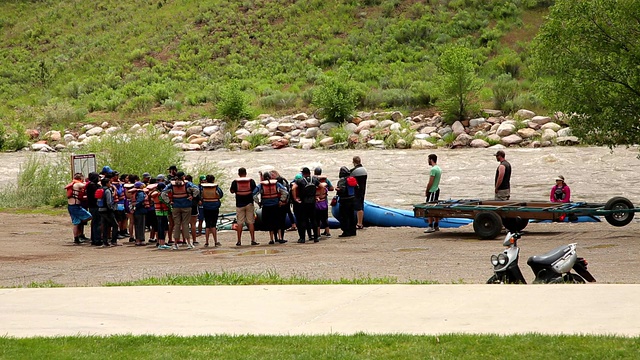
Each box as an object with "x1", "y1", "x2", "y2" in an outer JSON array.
[{"x1": 413, "y1": 196, "x2": 638, "y2": 239}]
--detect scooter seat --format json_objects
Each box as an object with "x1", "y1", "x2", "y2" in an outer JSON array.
[{"x1": 527, "y1": 244, "x2": 571, "y2": 266}]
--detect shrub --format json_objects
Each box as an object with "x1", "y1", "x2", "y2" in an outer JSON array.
[
  {"x1": 244, "y1": 133, "x2": 269, "y2": 149},
  {"x1": 492, "y1": 73, "x2": 519, "y2": 112},
  {"x1": 328, "y1": 124, "x2": 350, "y2": 144},
  {"x1": 217, "y1": 82, "x2": 251, "y2": 121},
  {"x1": 163, "y1": 98, "x2": 183, "y2": 111},
  {"x1": 259, "y1": 92, "x2": 297, "y2": 110},
  {"x1": 82, "y1": 127, "x2": 184, "y2": 177},
  {"x1": 2, "y1": 122, "x2": 29, "y2": 151},
  {"x1": 312, "y1": 78, "x2": 358, "y2": 123},
  {"x1": 0, "y1": 154, "x2": 69, "y2": 208},
  {"x1": 122, "y1": 94, "x2": 155, "y2": 115},
  {"x1": 436, "y1": 46, "x2": 483, "y2": 124}
]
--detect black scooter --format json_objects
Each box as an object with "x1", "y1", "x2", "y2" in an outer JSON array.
[{"x1": 488, "y1": 231, "x2": 596, "y2": 284}]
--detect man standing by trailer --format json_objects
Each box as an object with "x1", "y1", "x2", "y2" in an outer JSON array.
[
  {"x1": 424, "y1": 153, "x2": 442, "y2": 233},
  {"x1": 494, "y1": 150, "x2": 511, "y2": 201}
]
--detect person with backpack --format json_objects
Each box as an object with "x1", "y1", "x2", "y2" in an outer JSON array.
[
  {"x1": 230, "y1": 167, "x2": 259, "y2": 246},
  {"x1": 66, "y1": 172, "x2": 92, "y2": 244},
  {"x1": 269, "y1": 170, "x2": 292, "y2": 243},
  {"x1": 161, "y1": 171, "x2": 200, "y2": 249},
  {"x1": 98, "y1": 177, "x2": 121, "y2": 247},
  {"x1": 314, "y1": 167, "x2": 334, "y2": 238},
  {"x1": 336, "y1": 166, "x2": 359, "y2": 237},
  {"x1": 291, "y1": 167, "x2": 320, "y2": 243},
  {"x1": 254, "y1": 171, "x2": 289, "y2": 244},
  {"x1": 200, "y1": 174, "x2": 224, "y2": 247}
]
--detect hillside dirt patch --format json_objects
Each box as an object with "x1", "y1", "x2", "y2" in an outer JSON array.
[{"x1": 1, "y1": 213, "x2": 638, "y2": 287}]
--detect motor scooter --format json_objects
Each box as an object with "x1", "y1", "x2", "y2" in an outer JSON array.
[{"x1": 487, "y1": 231, "x2": 596, "y2": 284}]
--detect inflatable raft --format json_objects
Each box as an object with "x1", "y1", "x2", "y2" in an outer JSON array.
[{"x1": 332, "y1": 201, "x2": 472, "y2": 229}]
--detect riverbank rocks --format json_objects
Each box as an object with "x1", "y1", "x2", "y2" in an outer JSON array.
[{"x1": 18, "y1": 108, "x2": 581, "y2": 152}]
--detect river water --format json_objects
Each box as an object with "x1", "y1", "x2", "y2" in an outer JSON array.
[{"x1": 2, "y1": 146, "x2": 640, "y2": 209}]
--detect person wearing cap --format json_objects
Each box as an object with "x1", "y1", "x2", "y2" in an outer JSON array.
[
  {"x1": 230, "y1": 167, "x2": 259, "y2": 246},
  {"x1": 550, "y1": 175, "x2": 571, "y2": 203},
  {"x1": 494, "y1": 150, "x2": 511, "y2": 201},
  {"x1": 291, "y1": 167, "x2": 321, "y2": 243},
  {"x1": 141, "y1": 172, "x2": 151, "y2": 184},
  {"x1": 314, "y1": 167, "x2": 334, "y2": 237},
  {"x1": 85, "y1": 172, "x2": 103, "y2": 246},
  {"x1": 350, "y1": 156, "x2": 368, "y2": 229},
  {"x1": 336, "y1": 166, "x2": 358, "y2": 237},
  {"x1": 161, "y1": 171, "x2": 200, "y2": 249},
  {"x1": 100, "y1": 166, "x2": 114, "y2": 177}
]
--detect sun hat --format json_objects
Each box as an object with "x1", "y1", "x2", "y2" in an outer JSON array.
[{"x1": 555, "y1": 175, "x2": 565, "y2": 182}]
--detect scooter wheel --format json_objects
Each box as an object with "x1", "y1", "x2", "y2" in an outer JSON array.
[
  {"x1": 563, "y1": 273, "x2": 586, "y2": 284},
  {"x1": 486, "y1": 275, "x2": 501, "y2": 284}
]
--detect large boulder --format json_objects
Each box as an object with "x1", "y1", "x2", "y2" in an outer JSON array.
[
  {"x1": 305, "y1": 127, "x2": 319, "y2": 138},
  {"x1": 292, "y1": 112, "x2": 309, "y2": 121},
  {"x1": 208, "y1": 132, "x2": 224, "y2": 146},
  {"x1": 319, "y1": 137, "x2": 335, "y2": 147},
  {"x1": 470, "y1": 138, "x2": 490, "y2": 148},
  {"x1": 557, "y1": 127, "x2": 573, "y2": 137},
  {"x1": 203, "y1": 125, "x2": 219, "y2": 136},
  {"x1": 185, "y1": 125, "x2": 203, "y2": 137},
  {"x1": 515, "y1": 109, "x2": 536, "y2": 119},
  {"x1": 556, "y1": 136, "x2": 580, "y2": 146},
  {"x1": 517, "y1": 128, "x2": 537, "y2": 139},
  {"x1": 188, "y1": 136, "x2": 208, "y2": 145},
  {"x1": 496, "y1": 123, "x2": 516, "y2": 137},
  {"x1": 451, "y1": 121, "x2": 466, "y2": 136},
  {"x1": 86, "y1": 127, "x2": 104, "y2": 136},
  {"x1": 31, "y1": 143, "x2": 55, "y2": 152},
  {"x1": 541, "y1": 122, "x2": 562, "y2": 132},
  {"x1": 303, "y1": 118, "x2": 320, "y2": 128},
  {"x1": 235, "y1": 129, "x2": 251, "y2": 140},
  {"x1": 452, "y1": 133, "x2": 473, "y2": 147},
  {"x1": 541, "y1": 129, "x2": 558, "y2": 141},
  {"x1": 501, "y1": 134, "x2": 523, "y2": 146},
  {"x1": 277, "y1": 123, "x2": 296, "y2": 132},
  {"x1": 411, "y1": 139, "x2": 437, "y2": 150},
  {"x1": 44, "y1": 130, "x2": 62, "y2": 142},
  {"x1": 530, "y1": 116, "x2": 552, "y2": 126},
  {"x1": 379, "y1": 120, "x2": 395, "y2": 129},
  {"x1": 168, "y1": 129, "x2": 186, "y2": 137},
  {"x1": 391, "y1": 111, "x2": 403, "y2": 121},
  {"x1": 469, "y1": 117, "x2": 486, "y2": 128}
]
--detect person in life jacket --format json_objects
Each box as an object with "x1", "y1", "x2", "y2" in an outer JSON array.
[
  {"x1": 196, "y1": 175, "x2": 206, "y2": 237},
  {"x1": 161, "y1": 171, "x2": 200, "y2": 249},
  {"x1": 291, "y1": 167, "x2": 321, "y2": 243},
  {"x1": 200, "y1": 174, "x2": 224, "y2": 247},
  {"x1": 314, "y1": 167, "x2": 334, "y2": 238},
  {"x1": 229, "y1": 167, "x2": 259, "y2": 246},
  {"x1": 550, "y1": 175, "x2": 571, "y2": 203},
  {"x1": 254, "y1": 171, "x2": 289, "y2": 244},
  {"x1": 98, "y1": 177, "x2": 121, "y2": 247},
  {"x1": 66, "y1": 173, "x2": 92, "y2": 244},
  {"x1": 336, "y1": 166, "x2": 359, "y2": 237},
  {"x1": 185, "y1": 174, "x2": 200, "y2": 246},
  {"x1": 131, "y1": 181, "x2": 149, "y2": 246},
  {"x1": 268, "y1": 170, "x2": 293, "y2": 242},
  {"x1": 123, "y1": 176, "x2": 138, "y2": 242},
  {"x1": 85, "y1": 172, "x2": 103, "y2": 246},
  {"x1": 149, "y1": 182, "x2": 172, "y2": 249}
]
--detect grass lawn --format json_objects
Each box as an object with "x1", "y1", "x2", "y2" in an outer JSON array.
[{"x1": 1, "y1": 334, "x2": 638, "y2": 359}]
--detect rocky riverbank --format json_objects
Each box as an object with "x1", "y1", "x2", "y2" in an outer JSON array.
[{"x1": 26, "y1": 108, "x2": 579, "y2": 152}]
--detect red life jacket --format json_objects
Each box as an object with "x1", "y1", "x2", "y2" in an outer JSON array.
[
  {"x1": 171, "y1": 180, "x2": 188, "y2": 199},
  {"x1": 201, "y1": 183, "x2": 221, "y2": 202},
  {"x1": 235, "y1": 178, "x2": 253, "y2": 196},
  {"x1": 260, "y1": 180, "x2": 279, "y2": 199},
  {"x1": 65, "y1": 180, "x2": 85, "y2": 204}
]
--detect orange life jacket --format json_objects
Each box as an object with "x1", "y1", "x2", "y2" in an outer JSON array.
[
  {"x1": 150, "y1": 189, "x2": 169, "y2": 211},
  {"x1": 171, "y1": 180, "x2": 188, "y2": 199},
  {"x1": 201, "y1": 183, "x2": 221, "y2": 202},
  {"x1": 235, "y1": 178, "x2": 253, "y2": 196},
  {"x1": 65, "y1": 180, "x2": 85, "y2": 204},
  {"x1": 260, "y1": 180, "x2": 279, "y2": 199}
]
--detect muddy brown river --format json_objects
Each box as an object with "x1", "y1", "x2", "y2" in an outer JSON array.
[{"x1": 3, "y1": 146, "x2": 639, "y2": 209}]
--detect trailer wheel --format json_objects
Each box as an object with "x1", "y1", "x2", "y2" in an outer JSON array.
[
  {"x1": 604, "y1": 197, "x2": 635, "y2": 227},
  {"x1": 473, "y1": 211, "x2": 502, "y2": 239},
  {"x1": 502, "y1": 217, "x2": 529, "y2": 233}
]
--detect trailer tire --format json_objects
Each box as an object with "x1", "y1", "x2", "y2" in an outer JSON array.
[
  {"x1": 473, "y1": 211, "x2": 502, "y2": 239},
  {"x1": 502, "y1": 217, "x2": 529, "y2": 233},
  {"x1": 604, "y1": 197, "x2": 635, "y2": 227}
]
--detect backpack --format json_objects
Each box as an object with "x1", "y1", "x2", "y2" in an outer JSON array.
[
  {"x1": 346, "y1": 176, "x2": 357, "y2": 197},
  {"x1": 300, "y1": 177, "x2": 317, "y2": 204},
  {"x1": 96, "y1": 188, "x2": 105, "y2": 208}
]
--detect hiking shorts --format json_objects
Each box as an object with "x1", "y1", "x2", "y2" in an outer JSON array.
[
  {"x1": 426, "y1": 189, "x2": 440, "y2": 203},
  {"x1": 236, "y1": 203, "x2": 255, "y2": 225},
  {"x1": 68, "y1": 204, "x2": 92, "y2": 225}
]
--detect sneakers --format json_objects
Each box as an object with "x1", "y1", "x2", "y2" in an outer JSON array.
[
  {"x1": 79, "y1": 235, "x2": 90, "y2": 241},
  {"x1": 268, "y1": 240, "x2": 275, "y2": 245},
  {"x1": 193, "y1": 241, "x2": 199, "y2": 245},
  {"x1": 148, "y1": 238, "x2": 157, "y2": 243},
  {"x1": 424, "y1": 227, "x2": 437, "y2": 233},
  {"x1": 158, "y1": 245, "x2": 172, "y2": 250},
  {"x1": 129, "y1": 237, "x2": 135, "y2": 243},
  {"x1": 172, "y1": 244, "x2": 179, "y2": 250},
  {"x1": 321, "y1": 232, "x2": 332, "y2": 237},
  {"x1": 276, "y1": 239, "x2": 288, "y2": 244},
  {"x1": 251, "y1": 241, "x2": 260, "y2": 246},
  {"x1": 297, "y1": 239, "x2": 305, "y2": 243},
  {"x1": 215, "y1": 242, "x2": 222, "y2": 247},
  {"x1": 187, "y1": 243, "x2": 195, "y2": 249}
]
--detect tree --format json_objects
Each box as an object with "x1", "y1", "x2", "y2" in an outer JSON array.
[
  {"x1": 533, "y1": 0, "x2": 640, "y2": 146},
  {"x1": 436, "y1": 45, "x2": 483, "y2": 124},
  {"x1": 313, "y1": 77, "x2": 358, "y2": 123}
]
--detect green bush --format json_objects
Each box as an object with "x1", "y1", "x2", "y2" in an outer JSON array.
[
  {"x1": 2, "y1": 122, "x2": 29, "y2": 151},
  {"x1": 436, "y1": 45, "x2": 483, "y2": 124},
  {"x1": 244, "y1": 133, "x2": 269, "y2": 149},
  {"x1": 328, "y1": 124, "x2": 350, "y2": 144},
  {"x1": 122, "y1": 95, "x2": 155, "y2": 115},
  {"x1": 163, "y1": 98, "x2": 183, "y2": 111},
  {"x1": 82, "y1": 128, "x2": 184, "y2": 177},
  {"x1": 0, "y1": 154, "x2": 69, "y2": 208},
  {"x1": 313, "y1": 77, "x2": 358, "y2": 123},
  {"x1": 259, "y1": 91, "x2": 298, "y2": 110},
  {"x1": 492, "y1": 73, "x2": 519, "y2": 113},
  {"x1": 217, "y1": 82, "x2": 251, "y2": 121}
]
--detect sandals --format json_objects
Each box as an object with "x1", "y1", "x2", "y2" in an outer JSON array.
[{"x1": 356, "y1": 225, "x2": 364, "y2": 229}]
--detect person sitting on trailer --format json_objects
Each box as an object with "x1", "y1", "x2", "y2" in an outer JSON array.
[{"x1": 550, "y1": 175, "x2": 571, "y2": 203}]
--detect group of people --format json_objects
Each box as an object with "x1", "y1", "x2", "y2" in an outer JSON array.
[
  {"x1": 422, "y1": 149, "x2": 572, "y2": 233},
  {"x1": 65, "y1": 157, "x2": 369, "y2": 249}
]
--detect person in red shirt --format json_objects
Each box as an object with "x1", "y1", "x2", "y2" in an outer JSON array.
[{"x1": 550, "y1": 175, "x2": 571, "y2": 203}]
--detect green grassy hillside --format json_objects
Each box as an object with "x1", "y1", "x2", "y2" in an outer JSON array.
[{"x1": 0, "y1": 0, "x2": 551, "y2": 128}]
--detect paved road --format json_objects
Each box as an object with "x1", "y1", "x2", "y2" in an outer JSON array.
[{"x1": 1, "y1": 285, "x2": 638, "y2": 337}]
